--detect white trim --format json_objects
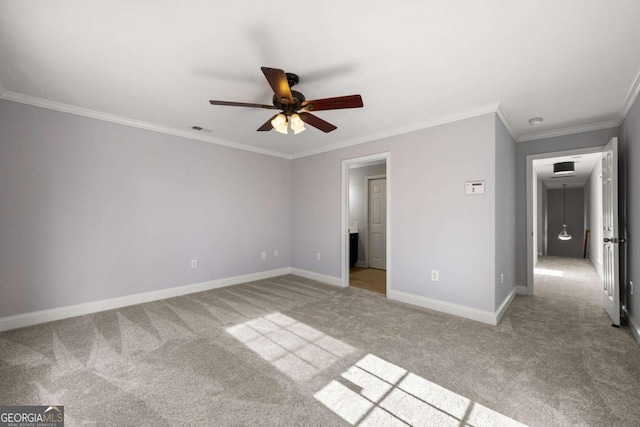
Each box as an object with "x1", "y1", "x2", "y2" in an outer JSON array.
[
  {"x1": 388, "y1": 290, "x2": 500, "y2": 325},
  {"x1": 619, "y1": 67, "x2": 640, "y2": 123},
  {"x1": 289, "y1": 268, "x2": 342, "y2": 287},
  {"x1": 495, "y1": 288, "x2": 517, "y2": 324},
  {"x1": 355, "y1": 261, "x2": 368, "y2": 268},
  {"x1": 349, "y1": 159, "x2": 386, "y2": 169},
  {"x1": 0, "y1": 91, "x2": 292, "y2": 160},
  {"x1": 0, "y1": 267, "x2": 291, "y2": 332},
  {"x1": 1, "y1": 90, "x2": 498, "y2": 161},
  {"x1": 2, "y1": 86, "x2": 630, "y2": 160},
  {"x1": 526, "y1": 146, "x2": 605, "y2": 294},
  {"x1": 629, "y1": 315, "x2": 640, "y2": 347},
  {"x1": 515, "y1": 285, "x2": 530, "y2": 296},
  {"x1": 516, "y1": 120, "x2": 619, "y2": 143},
  {"x1": 293, "y1": 104, "x2": 500, "y2": 159},
  {"x1": 341, "y1": 152, "x2": 391, "y2": 291},
  {"x1": 496, "y1": 104, "x2": 518, "y2": 141}
]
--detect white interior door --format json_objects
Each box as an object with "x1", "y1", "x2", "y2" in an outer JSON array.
[
  {"x1": 602, "y1": 137, "x2": 620, "y2": 325},
  {"x1": 368, "y1": 178, "x2": 386, "y2": 270}
]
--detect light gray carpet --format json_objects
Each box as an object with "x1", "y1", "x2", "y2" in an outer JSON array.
[{"x1": 1, "y1": 258, "x2": 639, "y2": 426}]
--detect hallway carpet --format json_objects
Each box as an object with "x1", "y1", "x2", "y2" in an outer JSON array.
[{"x1": 1, "y1": 259, "x2": 639, "y2": 425}]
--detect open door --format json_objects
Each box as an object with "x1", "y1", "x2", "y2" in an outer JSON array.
[{"x1": 602, "y1": 137, "x2": 620, "y2": 325}]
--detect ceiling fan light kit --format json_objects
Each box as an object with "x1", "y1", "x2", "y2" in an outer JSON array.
[
  {"x1": 290, "y1": 113, "x2": 306, "y2": 134},
  {"x1": 271, "y1": 113, "x2": 288, "y2": 134},
  {"x1": 209, "y1": 67, "x2": 363, "y2": 134}
]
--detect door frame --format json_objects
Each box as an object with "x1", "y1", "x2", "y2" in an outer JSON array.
[
  {"x1": 363, "y1": 174, "x2": 387, "y2": 268},
  {"x1": 341, "y1": 152, "x2": 391, "y2": 290},
  {"x1": 525, "y1": 145, "x2": 604, "y2": 295}
]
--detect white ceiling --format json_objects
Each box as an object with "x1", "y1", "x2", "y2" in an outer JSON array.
[
  {"x1": 1, "y1": 1, "x2": 639, "y2": 159},
  {"x1": 533, "y1": 152, "x2": 601, "y2": 189}
]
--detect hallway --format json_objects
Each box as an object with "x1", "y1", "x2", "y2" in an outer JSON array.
[
  {"x1": 532, "y1": 256, "x2": 605, "y2": 317},
  {"x1": 502, "y1": 255, "x2": 640, "y2": 424}
]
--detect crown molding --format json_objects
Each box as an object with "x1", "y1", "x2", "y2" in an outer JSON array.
[
  {"x1": 516, "y1": 120, "x2": 619, "y2": 143},
  {"x1": 3, "y1": 83, "x2": 633, "y2": 157},
  {"x1": 495, "y1": 104, "x2": 518, "y2": 141},
  {"x1": 292, "y1": 103, "x2": 501, "y2": 159},
  {"x1": 0, "y1": 91, "x2": 293, "y2": 160},
  {"x1": 618, "y1": 66, "x2": 640, "y2": 124}
]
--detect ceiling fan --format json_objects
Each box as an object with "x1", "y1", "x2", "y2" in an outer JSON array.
[{"x1": 209, "y1": 67, "x2": 363, "y2": 134}]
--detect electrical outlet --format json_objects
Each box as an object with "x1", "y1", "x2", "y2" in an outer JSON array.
[
  {"x1": 501, "y1": 273, "x2": 504, "y2": 284},
  {"x1": 631, "y1": 281, "x2": 634, "y2": 296},
  {"x1": 274, "y1": 250, "x2": 279, "y2": 258},
  {"x1": 431, "y1": 270, "x2": 439, "y2": 281},
  {"x1": 191, "y1": 259, "x2": 197, "y2": 268},
  {"x1": 316, "y1": 252, "x2": 321, "y2": 260},
  {"x1": 261, "y1": 251, "x2": 266, "y2": 259}
]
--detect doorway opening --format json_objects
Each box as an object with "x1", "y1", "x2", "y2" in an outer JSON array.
[
  {"x1": 341, "y1": 153, "x2": 390, "y2": 295},
  {"x1": 526, "y1": 140, "x2": 621, "y2": 325}
]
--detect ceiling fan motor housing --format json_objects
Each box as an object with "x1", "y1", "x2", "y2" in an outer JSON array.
[{"x1": 273, "y1": 90, "x2": 306, "y2": 113}]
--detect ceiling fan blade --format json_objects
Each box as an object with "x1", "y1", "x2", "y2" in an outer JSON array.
[
  {"x1": 257, "y1": 115, "x2": 277, "y2": 131},
  {"x1": 301, "y1": 94, "x2": 363, "y2": 111},
  {"x1": 261, "y1": 67, "x2": 294, "y2": 104},
  {"x1": 209, "y1": 100, "x2": 277, "y2": 109},
  {"x1": 299, "y1": 112, "x2": 337, "y2": 133}
]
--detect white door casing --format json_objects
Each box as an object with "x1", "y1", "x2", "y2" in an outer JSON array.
[
  {"x1": 526, "y1": 146, "x2": 605, "y2": 296},
  {"x1": 368, "y1": 178, "x2": 387, "y2": 270},
  {"x1": 602, "y1": 137, "x2": 620, "y2": 326},
  {"x1": 341, "y1": 152, "x2": 390, "y2": 289}
]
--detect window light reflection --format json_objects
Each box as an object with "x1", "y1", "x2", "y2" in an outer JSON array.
[
  {"x1": 315, "y1": 354, "x2": 527, "y2": 426},
  {"x1": 534, "y1": 268, "x2": 564, "y2": 277},
  {"x1": 226, "y1": 312, "x2": 355, "y2": 382}
]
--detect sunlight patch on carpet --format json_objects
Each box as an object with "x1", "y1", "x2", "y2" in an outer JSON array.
[
  {"x1": 534, "y1": 268, "x2": 564, "y2": 277},
  {"x1": 226, "y1": 312, "x2": 356, "y2": 382},
  {"x1": 315, "y1": 354, "x2": 527, "y2": 426}
]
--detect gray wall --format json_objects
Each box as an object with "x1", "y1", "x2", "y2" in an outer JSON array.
[
  {"x1": 515, "y1": 127, "x2": 618, "y2": 287},
  {"x1": 494, "y1": 116, "x2": 516, "y2": 308},
  {"x1": 537, "y1": 177, "x2": 548, "y2": 258},
  {"x1": 348, "y1": 163, "x2": 386, "y2": 266},
  {"x1": 546, "y1": 188, "x2": 584, "y2": 258},
  {"x1": 292, "y1": 113, "x2": 498, "y2": 312},
  {"x1": 620, "y1": 93, "x2": 640, "y2": 332},
  {"x1": 0, "y1": 100, "x2": 292, "y2": 318}
]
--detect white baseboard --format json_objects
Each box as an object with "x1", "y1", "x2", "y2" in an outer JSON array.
[
  {"x1": 388, "y1": 289, "x2": 500, "y2": 325},
  {"x1": 516, "y1": 285, "x2": 530, "y2": 296},
  {"x1": 355, "y1": 261, "x2": 368, "y2": 268},
  {"x1": 0, "y1": 267, "x2": 291, "y2": 332},
  {"x1": 289, "y1": 268, "x2": 343, "y2": 287},
  {"x1": 629, "y1": 315, "x2": 640, "y2": 347},
  {"x1": 495, "y1": 288, "x2": 517, "y2": 324}
]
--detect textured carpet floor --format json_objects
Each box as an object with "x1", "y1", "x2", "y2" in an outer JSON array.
[{"x1": 1, "y1": 258, "x2": 639, "y2": 426}]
